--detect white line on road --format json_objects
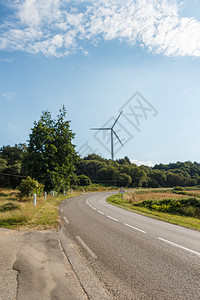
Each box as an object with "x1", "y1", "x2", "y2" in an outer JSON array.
[
  {"x1": 97, "y1": 210, "x2": 105, "y2": 215},
  {"x1": 158, "y1": 237, "x2": 200, "y2": 256},
  {"x1": 107, "y1": 215, "x2": 119, "y2": 222},
  {"x1": 76, "y1": 236, "x2": 97, "y2": 259},
  {"x1": 124, "y1": 223, "x2": 146, "y2": 234},
  {"x1": 64, "y1": 216, "x2": 69, "y2": 224},
  {"x1": 92, "y1": 207, "x2": 97, "y2": 211}
]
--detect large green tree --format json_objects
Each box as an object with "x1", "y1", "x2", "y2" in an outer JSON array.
[
  {"x1": 22, "y1": 106, "x2": 77, "y2": 191},
  {"x1": 0, "y1": 144, "x2": 26, "y2": 188}
]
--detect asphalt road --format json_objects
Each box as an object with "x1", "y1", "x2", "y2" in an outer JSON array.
[
  {"x1": 60, "y1": 191, "x2": 200, "y2": 300},
  {"x1": 0, "y1": 229, "x2": 88, "y2": 300}
]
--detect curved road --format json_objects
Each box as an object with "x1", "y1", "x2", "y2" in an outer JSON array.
[{"x1": 60, "y1": 192, "x2": 200, "y2": 300}]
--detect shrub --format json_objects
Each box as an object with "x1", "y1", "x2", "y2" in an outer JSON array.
[
  {"x1": 173, "y1": 186, "x2": 185, "y2": 191},
  {"x1": 78, "y1": 175, "x2": 91, "y2": 186},
  {"x1": 0, "y1": 202, "x2": 20, "y2": 212},
  {"x1": 134, "y1": 197, "x2": 200, "y2": 218},
  {"x1": 17, "y1": 176, "x2": 44, "y2": 200}
]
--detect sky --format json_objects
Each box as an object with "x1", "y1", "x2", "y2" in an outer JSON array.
[{"x1": 0, "y1": 0, "x2": 200, "y2": 166}]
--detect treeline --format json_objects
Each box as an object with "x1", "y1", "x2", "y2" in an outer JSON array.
[
  {"x1": 1, "y1": 143, "x2": 200, "y2": 189},
  {"x1": 1, "y1": 106, "x2": 200, "y2": 191},
  {"x1": 75, "y1": 155, "x2": 200, "y2": 188}
]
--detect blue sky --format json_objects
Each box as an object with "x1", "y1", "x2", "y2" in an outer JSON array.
[{"x1": 0, "y1": 0, "x2": 200, "y2": 166}]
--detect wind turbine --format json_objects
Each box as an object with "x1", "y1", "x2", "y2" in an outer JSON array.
[{"x1": 91, "y1": 111, "x2": 123, "y2": 160}]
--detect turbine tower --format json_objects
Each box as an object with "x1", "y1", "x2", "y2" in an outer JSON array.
[{"x1": 91, "y1": 111, "x2": 123, "y2": 160}]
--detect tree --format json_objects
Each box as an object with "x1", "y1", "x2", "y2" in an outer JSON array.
[
  {"x1": 148, "y1": 169, "x2": 166, "y2": 187},
  {"x1": 78, "y1": 175, "x2": 91, "y2": 186},
  {"x1": 18, "y1": 176, "x2": 44, "y2": 200},
  {"x1": 0, "y1": 144, "x2": 26, "y2": 188},
  {"x1": 0, "y1": 158, "x2": 7, "y2": 173},
  {"x1": 114, "y1": 173, "x2": 132, "y2": 187},
  {"x1": 166, "y1": 172, "x2": 185, "y2": 187},
  {"x1": 22, "y1": 106, "x2": 77, "y2": 191},
  {"x1": 116, "y1": 156, "x2": 131, "y2": 165},
  {"x1": 75, "y1": 158, "x2": 106, "y2": 180}
]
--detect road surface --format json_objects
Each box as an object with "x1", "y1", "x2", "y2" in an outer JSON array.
[{"x1": 60, "y1": 191, "x2": 200, "y2": 300}]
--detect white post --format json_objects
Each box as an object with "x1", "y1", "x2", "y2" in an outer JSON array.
[
  {"x1": 44, "y1": 192, "x2": 47, "y2": 201},
  {"x1": 63, "y1": 190, "x2": 66, "y2": 196},
  {"x1": 33, "y1": 194, "x2": 37, "y2": 206},
  {"x1": 52, "y1": 191, "x2": 55, "y2": 197}
]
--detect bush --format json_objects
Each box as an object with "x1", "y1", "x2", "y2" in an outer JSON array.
[
  {"x1": 17, "y1": 176, "x2": 44, "y2": 200},
  {"x1": 173, "y1": 186, "x2": 185, "y2": 191},
  {"x1": 78, "y1": 175, "x2": 91, "y2": 186},
  {"x1": 0, "y1": 202, "x2": 20, "y2": 212},
  {"x1": 134, "y1": 197, "x2": 200, "y2": 218}
]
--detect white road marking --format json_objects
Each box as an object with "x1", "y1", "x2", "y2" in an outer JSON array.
[
  {"x1": 64, "y1": 216, "x2": 69, "y2": 224},
  {"x1": 124, "y1": 223, "x2": 146, "y2": 234},
  {"x1": 158, "y1": 237, "x2": 200, "y2": 256},
  {"x1": 92, "y1": 207, "x2": 97, "y2": 211},
  {"x1": 107, "y1": 215, "x2": 119, "y2": 222},
  {"x1": 97, "y1": 210, "x2": 105, "y2": 215},
  {"x1": 76, "y1": 236, "x2": 97, "y2": 259}
]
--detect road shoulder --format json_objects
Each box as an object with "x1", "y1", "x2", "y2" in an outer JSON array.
[{"x1": 0, "y1": 228, "x2": 88, "y2": 300}]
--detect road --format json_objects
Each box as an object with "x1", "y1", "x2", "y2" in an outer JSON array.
[{"x1": 60, "y1": 191, "x2": 200, "y2": 300}]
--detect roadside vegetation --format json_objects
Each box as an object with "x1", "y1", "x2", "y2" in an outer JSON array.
[
  {"x1": 107, "y1": 187, "x2": 200, "y2": 231},
  {"x1": 0, "y1": 188, "x2": 79, "y2": 230},
  {"x1": 0, "y1": 183, "x2": 118, "y2": 230}
]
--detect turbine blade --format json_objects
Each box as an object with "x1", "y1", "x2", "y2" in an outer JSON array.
[
  {"x1": 112, "y1": 111, "x2": 123, "y2": 129},
  {"x1": 113, "y1": 130, "x2": 123, "y2": 146},
  {"x1": 90, "y1": 128, "x2": 111, "y2": 130}
]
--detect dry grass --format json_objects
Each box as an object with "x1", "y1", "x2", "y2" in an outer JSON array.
[
  {"x1": 0, "y1": 188, "x2": 80, "y2": 230},
  {"x1": 124, "y1": 191, "x2": 189, "y2": 204},
  {"x1": 0, "y1": 192, "x2": 47, "y2": 228},
  {"x1": 185, "y1": 190, "x2": 200, "y2": 195}
]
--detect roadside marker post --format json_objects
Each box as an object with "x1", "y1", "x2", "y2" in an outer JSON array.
[
  {"x1": 119, "y1": 187, "x2": 125, "y2": 199},
  {"x1": 44, "y1": 192, "x2": 47, "y2": 201},
  {"x1": 33, "y1": 194, "x2": 37, "y2": 206}
]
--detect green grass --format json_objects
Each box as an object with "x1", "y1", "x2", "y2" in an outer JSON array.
[{"x1": 107, "y1": 194, "x2": 200, "y2": 231}]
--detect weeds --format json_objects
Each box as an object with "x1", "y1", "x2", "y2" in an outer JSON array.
[{"x1": 0, "y1": 188, "x2": 80, "y2": 230}]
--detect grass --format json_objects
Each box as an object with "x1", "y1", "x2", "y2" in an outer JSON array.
[
  {"x1": 0, "y1": 188, "x2": 80, "y2": 230},
  {"x1": 125, "y1": 191, "x2": 190, "y2": 203},
  {"x1": 107, "y1": 193, "x2": 200, "y2": 231}
]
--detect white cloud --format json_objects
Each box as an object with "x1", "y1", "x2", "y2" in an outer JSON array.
[
  {"x1": 0, "y1": 58, "x2": 12, "y2": 62},
  {"x1": 17, "y1": 0, "x2": 61, "y2": 27},
  {"x1": 2, "y1": 92, "x2": 17, "y2": 101},
  {"x1": 131, "y1": 159, "x2": 155, "y2": 167},
  {"x1": 7, "y1": 123, "x2": 16, "y2": 130},
  {"x1": 0, "y1": 0, "x2": 200, "y2": 57}
]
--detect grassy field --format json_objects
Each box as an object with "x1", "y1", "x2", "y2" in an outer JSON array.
[
  {"x1": 107, "y1": 189, "x2": 200, "y2": 231},
  {"x1": 0, "y1": 189, "x2": 80, "y2": 230}
]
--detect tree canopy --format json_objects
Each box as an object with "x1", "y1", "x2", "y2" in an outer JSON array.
[
  {"x1": 22, "y1": 106, "x2": 77, "y2": 191},
  {"x1": 0, "y1": 144, "x2": 26, "y2": 188}
]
